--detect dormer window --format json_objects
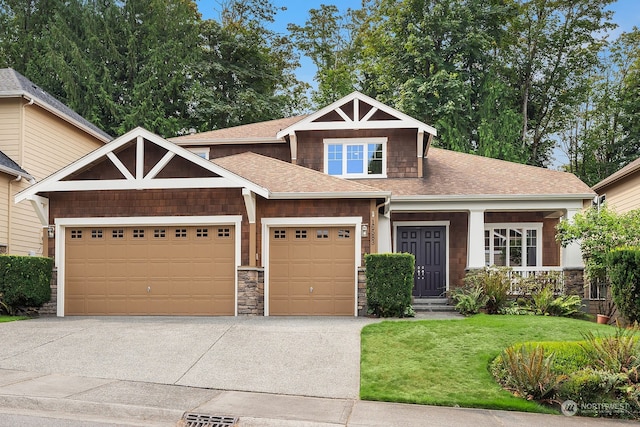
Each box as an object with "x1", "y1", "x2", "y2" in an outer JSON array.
[{"x1": 324, "y1": 137, "x2": 387, "y2": 178}]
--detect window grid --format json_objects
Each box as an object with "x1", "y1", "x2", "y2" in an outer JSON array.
[
  {"x1": 175, "y1": 229, "x2": 187, "y2": 238},
  {"x1": 217, "y1": 228, "x2": 230, "y2": 238},
  {"x1": 295, "y1": 230, "x2": 307, "y2": 239},
  {"x1": 197, "y1": 228, "x2": 209, "y2": 238},
  {"x1": 112, "y1": 229, "x2": 124, "y2": 239},
  {"x1": 338, "y1": 229, "x2": 351, "y2": 239},
  {"x1": 273, "y1": 229, "x2": 286, "y2": 239},
  {"x1": 485, "y1": 226, "x2": 539, "y2": 267},
  {"x1": 91, "y1": 229, "x2": 103, "y2": 239},
  {"x1": 317, "y1": 230, "x2": 329, "y2": 239},
  {"x1": 71, "y1": 230, "x2": 82, "y2": 239},
  {"x1": 325, "y1": 138, "x2": 386, "y2": 178},
  {"x1": 154, "y1": 229, "x2": 166, "y2": 238},
  {"x1": 132, "y1": 229, "x2": 145, "y2": 239}
]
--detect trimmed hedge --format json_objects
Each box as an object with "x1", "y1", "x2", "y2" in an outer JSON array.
[
  {"x1": 365, "y1": 253, "x2": 414, "y2": 317},
  {"x1": 607, "y1": 247, "x2": 640, "y2": 323},
  {"x1": 0, "y1": 256, "x2": 53, "y2": 311}
]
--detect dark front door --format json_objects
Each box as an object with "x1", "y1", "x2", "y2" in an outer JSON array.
[{"x1": 397, "y1": 226, "x2": 446, "y2": 297}]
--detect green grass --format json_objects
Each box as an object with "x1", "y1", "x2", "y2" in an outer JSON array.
[
  {"x1": 0, "y1": 315, "x2": 27, "y2": 323},
  {"x1": 360, "y1": 314, "x2": 614, "y2": 412}
]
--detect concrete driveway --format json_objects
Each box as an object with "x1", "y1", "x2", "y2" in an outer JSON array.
[{"x1": 0, "y1": 316, "x2": 376, "y2": 399}]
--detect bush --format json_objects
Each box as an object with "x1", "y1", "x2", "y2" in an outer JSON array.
[
  {"x1": 451, "y1": 285, "x2": 488, "y2": 316},
  {"x1": 365, "y1": 253, "x2": 414, "y2": 317},
  {"x1": 607, "y1": 248, "x2": 640, "y2": 323},
  {"x1": 463, "y1": 267, "x2": 511, "y2": 314},
  {"x1": 492, "y1": 344, "x2": 565, "y2": 401},
  {"x1": 580, "y1": 325, "x2": 640, "y2": 373},
  {"x1": 557, "y1": 368, "x2": 625, "y2": 408},
  {"x1": 0, "y1": 256, "x2": 53, "y2": 313}
]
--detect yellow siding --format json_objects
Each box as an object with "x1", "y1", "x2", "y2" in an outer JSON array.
[
  {"x1": 0, "y1": 175, "x2": 9, "y2": 248},
  {"x1": 0, "y1": 98, "x2": 21, "y2": 162},
  {"x1": 600, "y1": 173, "x2": 640, "y2": 214},
  {"x1": 22, "y1": 103, "x2": 103, "y2": 180},
  {"x1": 9, "y1": 178, "x2": 44, "y2": 255}
]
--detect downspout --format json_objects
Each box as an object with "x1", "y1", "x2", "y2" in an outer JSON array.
[{"x1": 20, "y1": 97, "x2": 35, "y2": 168}]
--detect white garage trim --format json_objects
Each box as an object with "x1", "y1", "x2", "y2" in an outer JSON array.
[
  {"x1": 55, "y1": 215, "x2": 242, "y2": 317},
  {"x1": 261, "y1": 216, "x2": 362, "y2": 317}
]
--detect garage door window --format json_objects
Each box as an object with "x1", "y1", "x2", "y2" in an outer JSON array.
[
  {"x1": 71, "y1": 230, "x2": 82, "y2": 239},
  {"x1": 338, "y1": 229, "x2": 351, "y2": 239},
  {"x1": 217, "y1": 228, "x2": 231, "y2": 238},
  {"x1": 273, "y1": 229, "x2": 286, "y2": 239},
  {"x1": 295, "y1": 229, "x2": 307, "y2": 239},
  {"x1": 132, "y1": 229, "x2": 145, "y2": 239},
  {"x1": 317, "y1": 230, "x2": 329, "y2": 239},
  {"x1": 153, "y1": 229, "x2": 166, "y2": 238},
  {"x1": 175, "y1": 228, "x2": 187, "y2": 238},
  {"x1": 112, "y1": 229, "x2": 124, "y2": 239},
  {"x1": 196, "y1": 228, "x2": 209, "y2": 238},
  {"x1": 91, "y1": 229, "x2": 103, "y2": 239}
]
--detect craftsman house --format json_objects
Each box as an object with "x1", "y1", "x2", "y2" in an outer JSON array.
[
  {"x1": 0, "y1": 68, "x2": 110, "y2": 256},
  {"x1": 16, "y1": 92, "x2": 594, "y2": 317}
]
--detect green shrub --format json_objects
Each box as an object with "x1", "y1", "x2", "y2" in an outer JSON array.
[
  {"x1": 365, "y1": 253, "x2": 414, "y2": 317},
  {"x1": 492, "y1": 344, "x2": 565, "y2": 401},
  {"x1": 0, "y1": 256, "x2": 53, "y2": 313},
  {"x1": 451, "y1": 285, "x2": 488, "y2": 316},
  {"x1": 607, "y1": 248, "x2": 640, "y2": 323},
  {"x1": 557, "y1": 368, "x2": 624, "y2": 407},
  {"x1": 464, "y1": 267, "x2": 511, "y2": 314},
  {"x1": 528, "y1": 285, "x2": 584, "y2": 318},
  {"x1": 580, "y1": 325, "x2": 640, "y2": 373}
]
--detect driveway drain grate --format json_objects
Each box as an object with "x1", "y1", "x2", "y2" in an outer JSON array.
[{"x1": 182, "y1": 413, "x2": 238, "y2": 427}]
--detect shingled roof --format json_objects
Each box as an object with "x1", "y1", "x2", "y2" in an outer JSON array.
[
  {"x1": 212, "y1": 152, "x2": 388, "y2": 198},
  {"x1": 359, "y1": 148, "x2": 593, "y2": 199},
  {"x1": 170, "y1": 116, "x2": 307, "y2": 144},
  {"x1": 592, "y1": 157, "x2": 640, "y2": 192},
  {"x1": 0, "y1": 150, "x2": 32, "y2": 180},
  {"x1": 0, "y1": 68, "x2": 111, "y2": 142}
]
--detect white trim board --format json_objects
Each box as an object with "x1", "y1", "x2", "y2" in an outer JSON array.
[
  {"x1": 393, "y1": 221, "x2": 451, "y2": 292},
  {"x1": 54, "y1": 215, "x2": 242, "y2": 318},
  {"x1": 261, "y1": 216, "x2": 363, "y2": 317}
]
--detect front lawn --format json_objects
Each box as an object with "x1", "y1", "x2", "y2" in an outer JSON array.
[{"x1": 360, "y1": 314, "x2": 614, "y2": 413}]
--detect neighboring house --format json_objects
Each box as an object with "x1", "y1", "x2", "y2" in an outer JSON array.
[
  {"x1": 16, "y1": 92, "x2": 594, "y2": 317},
  {"x1": 591, "y1": 157, "x2": 640, "y2": 213},
  {"x1": 0, "y1": 68, "x2": 111, "y2": 256}
]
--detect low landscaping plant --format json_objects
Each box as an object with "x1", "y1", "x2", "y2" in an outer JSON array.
[
  {"x1": 462, "y1": 267, "x2": 511, "y2": 314},
  {"x1": 491, "y1": 324, "x2": 640, "y2": 418},
  {"x1": 451, "y1": 285, "x2": 488, "y2": 316}
]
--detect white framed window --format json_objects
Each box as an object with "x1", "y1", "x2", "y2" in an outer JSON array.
[
  {"x1": 188, "y1": 147, "x2": 210, "y2": 160},
  {"x1": 323, "y1": 137, "x2": 387, "y2": 178},
  {"x1": 484, "y1": 223, "x2": 543, "y2": 267}
]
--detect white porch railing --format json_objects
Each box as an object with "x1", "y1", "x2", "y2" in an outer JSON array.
[{"x1": 507, "y1": 267, "x2": 564, "y2": 295}]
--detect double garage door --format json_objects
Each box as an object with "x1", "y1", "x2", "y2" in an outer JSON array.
[
  {"x1": 269, "y1": 226, "x2": 356, "y2": 316},
  {"x1": 65, "y1": 225, "x2": 235, "y2": 315}
]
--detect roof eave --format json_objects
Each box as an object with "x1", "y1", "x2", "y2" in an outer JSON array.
[
  {"x1": 391, "y1": 193, "x2": 595, "y2": 202},
  {"x1": 171, "y1": 137, "x2": 285, "y2": 146},
  {"x1": 592, "y1": 166, "x2": 640, "y2": 192},
  {"x1": 0, "y1": 164, "x2": 34, "y2": 181},
  {"x1": 269, "y1": 191, "x2": 391, "y2": 200},
  {"x1": 0, "y1": 92, "x2": 111, "y2": 143}
]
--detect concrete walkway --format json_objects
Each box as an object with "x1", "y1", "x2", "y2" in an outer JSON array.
[{"x1": 0, "y1": 370, "x2": 635, "y2": 426}]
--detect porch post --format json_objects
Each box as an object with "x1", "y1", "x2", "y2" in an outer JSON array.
[
  {"x1": 377, "y1": 214, "x2": 392, "y2": 253},
  {"x1": 467, "y1": 209, "x2": 485, "y2": 269},
  {"x1": 562, "y1": 208, "x2": 584, "y2": 269}
]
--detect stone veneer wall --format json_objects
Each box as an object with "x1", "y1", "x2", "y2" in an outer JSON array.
[
  {"x1": 358, "y1": 267, "x2": 367, "y2": 316},
  {"x1": 563, "y1": 268, "x2": 586, "y2": 298},
  {"x1": 237, "y1": 267, "x2": 265, "y2": 315},
  {"x1": 38, "y1": 268, "x2": 57, "y2": 316}
]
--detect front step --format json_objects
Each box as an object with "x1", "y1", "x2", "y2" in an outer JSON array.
[{"x1": 412, "y1": 297, "x2": 456, "y2": 312}]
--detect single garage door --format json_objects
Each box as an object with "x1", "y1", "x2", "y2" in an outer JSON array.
[
  {"x1": 269, "y1": 226, "x2": 355, "y2": 316},
  {"x1": 65, "y1": 225, "x2": 235, "y2": 315}
]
